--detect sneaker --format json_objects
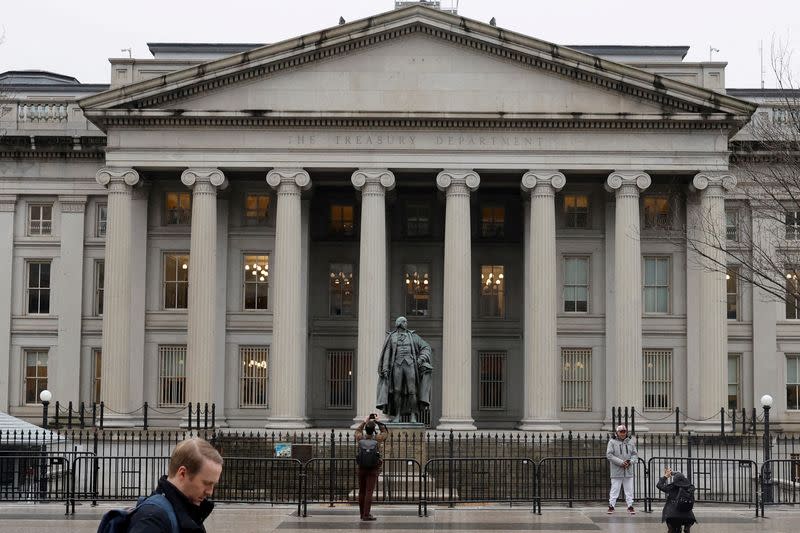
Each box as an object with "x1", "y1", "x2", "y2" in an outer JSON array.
[
  {"x1": 627, "y1": 506, "x2": 636, "y2": 515},
  {"x1": 607, "y1": 506, "x2": 614, "y2": 514}
]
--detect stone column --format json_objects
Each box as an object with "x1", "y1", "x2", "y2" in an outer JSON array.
[
  {"x1": 606, "y1": 171, "x2": 651, "y2": 410},
  {"x1": 266, "y1": 168, "x2": 312, "y2": 428},
  {"x1": 436, "y1": 170, "x2": 479, "y2": 431},
  {"x1": 181, "y1": 169, "x2": 228, "y2": 410},
  {"x1": 54, "y1": 195, "x2": 87, "y2": 404},
  {"x1": 96, "y1": 168, "x2": 140, "y2": 425},
  {"x1": 0, "y1": 196, "x2": 16, "y2": 411},
  {"x1": 351, "y1": 169, "x2": 395, "y2": 424},
  {"x1": 519, "y1": 171, "x2": 566, "y2": 431},
  {"x1": 691, "y1": 172, "x2": 736, "y2": 423}
]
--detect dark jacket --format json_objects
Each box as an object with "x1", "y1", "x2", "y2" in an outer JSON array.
[
  {"x1": 657, "y1": 473, "x2": 697, "y2": 525},
  {"x1": 129, "y1": 476, "x2": 214, "y2": 533}
]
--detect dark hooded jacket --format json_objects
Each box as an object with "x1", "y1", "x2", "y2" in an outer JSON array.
[
  {"x1": 657, "y1": 473, "x2": 697, "y2": 525},
  {"x1": 128, "y1": 475, "x2": 214, "y2": 533}
]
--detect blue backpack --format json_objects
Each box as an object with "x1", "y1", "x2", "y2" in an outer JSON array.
[{"x1": 97, "y1": 493, "x2": 179, "y2": 533}]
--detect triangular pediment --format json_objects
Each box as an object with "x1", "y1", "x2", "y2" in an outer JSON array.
[{"x1": 80, "y1": 5, "x2": 756, "y2": 127}]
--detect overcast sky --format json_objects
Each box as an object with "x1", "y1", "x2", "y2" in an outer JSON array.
[{"x1": 1, "y1": 0, "x2": 798, "y2": 88}]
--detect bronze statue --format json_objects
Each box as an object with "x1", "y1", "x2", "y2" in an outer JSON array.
[{"x1": 376, "y1": 316, "x2": 433, "y2": 423}]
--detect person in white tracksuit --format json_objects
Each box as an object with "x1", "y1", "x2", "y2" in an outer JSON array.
[{"x1": 606, "y1": 424, "x2": 638, "y2": 514}]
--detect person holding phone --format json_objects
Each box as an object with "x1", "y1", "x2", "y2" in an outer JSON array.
[
  {"x1": 355, "y1": 413, "x2": 388, "y2": 521},
  {"x1": 606, "y1": 424, "x2": 638, "y2": 514},
  {"x1": 657, "y1": 467, "x2": 697, "y2": 532}
]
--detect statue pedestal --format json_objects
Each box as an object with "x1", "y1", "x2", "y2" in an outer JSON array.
[{"x1": 382, "y1": 423, "x2": 427, "y2": 467}]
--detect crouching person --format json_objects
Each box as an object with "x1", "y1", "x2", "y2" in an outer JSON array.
[{"x1": 657, "y1": 467, "x2": 697, "y2": 533}]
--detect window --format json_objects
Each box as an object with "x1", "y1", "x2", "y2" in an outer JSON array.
[
  {"x1": 643, "y1": 256, "x2": 670, "y2": 314},
  {"x1": 728, "y1": 354, "x2": 741, "y2": 411},
  {"x1": 163, "y1": 254, "x2": 189, "y2": 309},
  {"x1": 726, "y1": 267, "x2": 739, "y2": 320},
  {"x1": 643, "y1": 196, "x2": 671, "y2": 229},
  {"x1": 480, "y1": 265, "x2": 505, "y2": 318},
  {"x1": 786, "y1": 270, "x2": 800, "y2": 319},
  {"x1": 480, "y1": 206, "x2": 505, "y2": 238},
  {"x1": 244, "y1": 194, "x2": 270, "y2": 225},
  {"x1": 327, "y1": 350, "x2": 354, "y2": 408},
  {"x1": 564, "y1": 195, "x2": 590, "y2": 229},
  {"x1": 726, "y1": 210, "x2": 739, "y2": 242},
  {"x1": 96, "y1": 204, "x2": 107, "y2": 238},
  {"x1": 24, "y1": 350, "x2": 48, "y2": 404},
  {"x1": 27, "y1": 261, "x2": 51, "y2": 314},
  {"x1": 404, "y1": 264, "x2": 431, "y2": 317},
  {"x1": 94, "y1": 261, "x2": 105, "y2": 316},
  {"x1": 329, "y1": 263, "x2": 354, "y2": 316},
  {"x1": 329, "y1": 204, "x2": 355, "y2": 237},
  {"x1": 239, "y1": 346, "x2": 268, "y2": 407},
  {"x1": 158, "y1": 345, "x2": 186, "y2": 407},
  {"x1": 786, "y1": 211, "x2": 800, "y2": 240},
  {"x1": 788, "y1": 354, "x2": 800, "y2": 410},
  {"x1": 243, "y1": 254, "x2": 269, "y2": 310},
  {"x1": 92, "y1": 349, "x2": 102, "y2": 404},
  {"x1": 563, "y1": 257, "x2": 589, "y2": 312},
  {"x1": 643, "y1": 349, "x2": 672, "y2": 411},
  {"x1": 561, "y1": 348, "x2": 592, "y2": 411},
  {"x1": 165, "y1": 192, "x2": 191, "y2": 225},
  {"x1": 406, "y1": 203, "x2": 431, "y2": 237},
  {"x1": 479, "y1": 351, "x2": 505, "y2": 409},
  {"x1": 28, "y1": 204, "x2": 52, "y2": 236}
]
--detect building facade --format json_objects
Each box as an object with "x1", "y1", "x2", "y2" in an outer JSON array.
[{"x1": 1, "y1": 5, "x2": 797, "y2": 430}]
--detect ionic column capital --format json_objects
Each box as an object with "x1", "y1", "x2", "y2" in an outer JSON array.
[
  {"x1": 96, "y1": 168, "x2": 140, "y2": 188},
  {"x1": 0, "y1": 195, "x2": 17, "y2": 212},
  {"x1": 267, "y1": 168, "x2": 312, "y2": 192},
  {"x1": 692, "y1": 172, "x2": 737, "y2": 195},
  {"x1": 181, "y1": 168, "x2": 228, "y2": 192},
  {"x1": 59, "y1": 195, "x2": 88, "y2": 214},
  {"x1": 521, "y1": 170, "x2": 566, "y2": 195},
  {"x1": 606, "y1": 171, "x2": 651, "y2": 192},
  {"x1": 351, "y1": 169, "x2": 396, "y2": 192},
  {"x1": 436, "y1": 169, "x2": 480, "y2": 194}
]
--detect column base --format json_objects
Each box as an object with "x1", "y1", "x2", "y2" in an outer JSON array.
[
  {"x1": 265, "y1": 416, "x2": 311, "y2": 430},
  {"x1": 517, "y1": 419, "x2": 563, "y2": 432},
  {"x1": 99, "y1": 414, "x2": 142, "y2": 428},
  {"x1": 436, "y1": 417, "x2": 476, "y2": 431},
  {"x1": 682, "y1": 419, "x2": 726, "y2": 433}
]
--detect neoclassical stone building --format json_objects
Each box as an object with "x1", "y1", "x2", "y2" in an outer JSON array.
[{"x1": 2, "y1": 5, "x2": 797, "y2": 430}]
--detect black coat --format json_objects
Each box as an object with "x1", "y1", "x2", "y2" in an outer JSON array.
[
  {"x1": 128, "y1": 476, "x2": 214, "y2": 533},
  {"x1": 657, "y1": 475, "x2": 697, "y2": 525}
]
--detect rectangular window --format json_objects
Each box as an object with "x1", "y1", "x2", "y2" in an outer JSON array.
[
  {"x1": 561, "y1": 348, "x2": 592, "y2": 411},
  {"x1": 480, "y1": 265, "x2": 506, "y2": 318},
  {"x1": 239, "y1": 346, "x2": 268, "y2": 407},
  {"x1": 643, "y1": 256, "x2": 670, "y2": 314},
  {"x1": 643, "y1": 349, "x2": 672, "y2": 411},
  {"x1": 788, "y1": 354, "x2": 800, "y2": 410},
  {"x1": 564, "y1": 195, "x2": 590, "y2": 229},
  {"x1": 244, "y1": 194, "x2": 270, "y2": 225},
  {"x1": 727, "y1": 267, "x2": 739, "y2": 320},
  {"x1": 786, "y1": 211, "x2": 800, "y2": 240},
  {"x1": 24, "y1": 349, "x2": 48, "y2": 404},
  {"x1": 479, "y1": 351, "x2": 505, "y2": 409},
  {"x1": 27, "y1": 261, "x2": 51, "y2": 314},
  {"x1": 94, "y1": 260, "x2": 105, "y2": 316},
  {"x1": 563, "y1": 257, "x2": 589, "y2": 312},
  {"x1": 243, "y1": 254, "x2": 269, "y2": 310},
  {"x1": 158, "y1": 345, "x2": 186, "y2": 407},
  {"x1": 404, "y1": 264, "x2": 431, "y2": 317},
  {"x1": 728, "y1": 354, "x2": 741, "y2": 411},
  {"x1": 165, "y1": 192, "x2": 191, "y2": 225},
  {"x1": 28, "y1": 204, "x2": 53, "y2": 236},
  {"x1": 163, "y1": 254, "x2": 189, "y2": 309},
  {"x1": 726, "y1": 210, "x2": 739, "y2": 242},
  {"x1": 406, "y1": 203, "x2": 431, "y2": 237},
  {"x1": 329, "y1": 204, "x2": 355, "y2": 237},
  {"x1": 327, "y1": 350, "x2": 354, "y2": 409},
  {"x1": 329, "y1": 263, "x2": 354, "y2": 316},
  {"x1": 786, "y1": 270, "x2": 800, "y2": 319},
  {"x1": 96, "y1": 204, "x2": 107, "y2": 238},
  {"x1": 643, "y1": 196, "x2": 671, "y2": 229},
  {"x1": 480, "y1": 206, "x2": 505, "y2": 238},
  {"x1": 92, "y1": 349, "x2": 102, "y2": 404}
]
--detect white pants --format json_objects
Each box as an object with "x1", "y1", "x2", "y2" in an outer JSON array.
[{"x1": 609, "y1": 477, "x2": 634, "y2": 508}]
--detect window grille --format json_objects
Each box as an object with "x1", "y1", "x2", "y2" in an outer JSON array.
[
  {"x1": 96, "y1": 204, "x2": 107, "y2": 237},
  {"x1": 561, "y1": 348, "x2": 592, "y2": 411},
  {"x1": 158, "y1": 345, "x2": 186, "y2": 407},
  {"x1": 27, "y1": 261, "x2": 51, "y2": 314},
  {"x1": 480, "y1": 265, "x2": 505, "y2": 318},
  {"x1": 563, "y1": 257, "x2": 589, "y2": 312},
  {"x1": 786, "y1": 212, "x2": 800, "y2": 240},
  {"x1": 727, "y1": 354, "x2": 741, "y2": 411},
  {"x1": 643, "y1": 197, "x2": 671, "y2": 229},
  {"x1": 329, "y1": 263, "x2": 354, "y2": 316},
  {"x1": 239, "y1": 346, "x2": 269, "y2": 407},
  {"x1": 327, "y1": 350, "x2": 354, "y2": 408},
  {"x1": 480, "y1": 206, "x2": 505, "y2": 238},
  {"x1": 164, "y1": 254, "x2": 189, "y2": 309},
  {"x1": 244, "y1": 194, "x2": 270, "y2": 225},
  {"x1": 786, "y1": 269, "x2": 800, "y2": 319},
  {"x1": 479, "y1": 351, "x2": 505, "y2": 409},
  {"x1": 787, "y1": 354, "x2": 800, "y2": 410},
  {"x1": 726, "y1": 267, "x2": 739, "y2": 320},
  {"x1": 643, "y1": 256, "x2": 670, "y2": 313},
  {"x1": 643, "y1": 349, "x2": 672, "y2": 411},
  {"x1": 24, "y1": 350, "x2": 48, "y2": 404},
  {"x1": 92, "y1": 349, "x2": 102, "y2": 404},
  {"x1": 564, "y1": 195, "x2": 590, "y2": 229},
  {"x1": 404, "y1": 264, "x2": 431, "y2": 316},
  {"x1": 725, "y1": 210, "x2": 738, "y2": 242},
  {"x1": 406, "y1": 203, "x2": 431, "y2": 237},
  {"x1": 28, "y1": 204, "x2": 52, "y2": 236},
  {"x1": 329, "y1": 204, "x2": 355, "y2": 237},
  {"x1": 165, "y1": 192, "x2": 191, "y2": 225},
  {"x1": 95, "y1": 260, "x2": 105, "y2": 316},
  {"x1": 243, "y1": 254, "x2": 269, "y2": 310}
]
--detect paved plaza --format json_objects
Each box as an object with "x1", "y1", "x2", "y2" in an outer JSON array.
[{"x1": 0, "y1": 503, "x2": 795, "y2": 532}]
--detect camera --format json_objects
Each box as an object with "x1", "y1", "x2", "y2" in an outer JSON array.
[{"x1": 369, "y1": 413, "x2": 377, "y2": 420}]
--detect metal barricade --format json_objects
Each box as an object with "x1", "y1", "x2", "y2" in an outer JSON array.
[
  {"x1": 215, "y1": 457, "x2": 303, "y2": 514},
  {"x1": 759, "y1": 458, "x2": 800, "y2": 517},
  {"x1": 0, "y1": 452, "x2": 71, "y2": 514},
  {"x1": 536, "y1": 456, "x2": 631, "y2": 513},
  {"x1": 73, "y1": 455, "x2": 169, "y2": 505}
]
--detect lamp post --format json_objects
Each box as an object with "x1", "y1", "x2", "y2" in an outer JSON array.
[
  {"x1": 39, "y1": 389, "x2": 52, "y2": 429},
  {"x1": 761, "y1": 394, "x2": 774, "y2": 504}
]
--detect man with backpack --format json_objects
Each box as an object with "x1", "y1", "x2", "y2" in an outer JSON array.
[
  {"x1": 99, "y1": 437, "x2": 223, "y2": 533},
  {"x1": 355, "y1": 413, "x2": 389, "y2": 521},
  {"x1": 657, "y1": 467, "x2": 697, "y2": 533}
]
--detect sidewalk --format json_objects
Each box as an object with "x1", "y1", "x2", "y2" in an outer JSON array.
[{"x1": 0, "y1": 503, "x2": 794, "y2": 532}]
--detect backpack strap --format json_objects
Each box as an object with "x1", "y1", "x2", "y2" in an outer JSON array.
[{"x1": 140, "y1": 493, "x2": 179, "y2": 533}]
